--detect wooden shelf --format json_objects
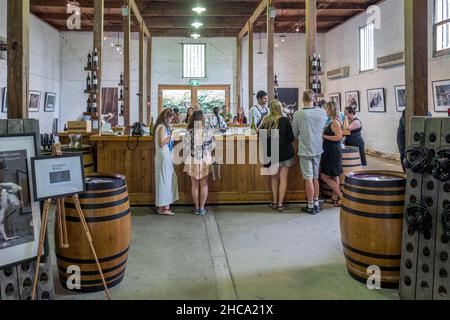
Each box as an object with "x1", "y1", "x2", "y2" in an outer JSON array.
[
  {"x1": 84, "y1": 89, "x2": 98, "y2": 94},
  {"x1": 84, "y1": 66, "x2": 99, "y2": 72},
  {"x1": 310, "y1": 71, "x2": 324, "y2": 76}
]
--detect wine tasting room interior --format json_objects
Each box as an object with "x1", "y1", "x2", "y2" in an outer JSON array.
[{"x1": 0, "y1": 0, "x2": 450, "y2": 303}]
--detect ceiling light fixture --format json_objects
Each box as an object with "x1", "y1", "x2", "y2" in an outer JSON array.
[
  {"x1": 191, "y1": 33, "x2": 201, "y2": 39},
  {"x1": 191, "y1": 22, "x2": 203, "y2": 28},
  {"x1": 280, "y1": 35, "x2": 286, "y2": 42},
  {"x1": 192, "y1": 7, "x2": 206, "y2": 14}
]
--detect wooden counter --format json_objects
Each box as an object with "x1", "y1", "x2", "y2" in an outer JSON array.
[{"x1": 91, "y1": 134, "x2": 306, "y2": 205}]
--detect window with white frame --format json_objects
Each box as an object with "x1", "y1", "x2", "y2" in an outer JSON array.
[
  {"x1": 182, "y1": 44, "x2": 206, "y2": 78},
  {"x1": 359, "y1": 23, "x2": 374, "y2": 72},
  {"x1": 435, "y1": 0, "x2": 450, "y2": 54}
]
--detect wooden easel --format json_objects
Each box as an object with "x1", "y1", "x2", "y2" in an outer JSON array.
[{"x1": 31, "y1": 143, "x2": 111, "y2": 300}]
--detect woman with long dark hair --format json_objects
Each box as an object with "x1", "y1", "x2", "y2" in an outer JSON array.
[
  {"x1": 183, "y1": 111, "x2": 215, "y2": 215},
  {"x1": 184, "y1": 107, "x2": 194, "y2": 124},
  {"x1": 154, "y1": 108, "x2": 179, "y2": 215},
  {"x1": 233, "y1": 107, "x2": 248, "y2": 124},
  {"x1": 210, "y1": 106, "x2": 228, "y2": 130}
]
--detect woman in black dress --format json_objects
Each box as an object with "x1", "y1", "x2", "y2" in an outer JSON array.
[
  {"x1": 344, "y1": 106, "x2": 367, "y2": 166},
  {"x1": 321, "y1": 101, "x2": 344, "y2": 206}
]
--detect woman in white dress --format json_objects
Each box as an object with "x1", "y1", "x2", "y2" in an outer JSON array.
[{"x1": 154, "y1": 108, "x2": 179, "y2": 215}]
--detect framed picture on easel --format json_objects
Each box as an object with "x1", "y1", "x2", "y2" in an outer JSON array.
[{"x1": 0, "y1": 134, "x2": 41, "y2": 268}]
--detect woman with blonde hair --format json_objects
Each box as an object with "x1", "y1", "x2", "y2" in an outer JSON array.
[
  {"x1": 259, "y1": 100, "x2": 295, "y2": 212},
  {"x1": 320, "y1": 101, "x2": 343, "y2": 207},
  {"x1": 154, "y1": 108, "x2": 179, "y2": 215}
]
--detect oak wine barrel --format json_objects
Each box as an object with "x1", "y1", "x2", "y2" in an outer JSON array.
[
  {"x1": 321, "y1": 146, "x2": 363, "y2": 199},
  {"x1": 55, "y1": 173, "x2": 131, "y2": 292},
  {"x1": 61, "y1": 145, "x2": 94, "y2": 174},
  {"x1": 340, "y1": 170, "x2": 406, "y2": 288}
]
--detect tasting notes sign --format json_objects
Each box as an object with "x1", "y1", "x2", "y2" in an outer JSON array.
[{"x1": 31, "y1": 155, "x2": 86, "y2": 201}]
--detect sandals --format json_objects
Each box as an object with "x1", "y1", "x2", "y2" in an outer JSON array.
[
  {"x1": 157, "y1": 208, "x2": 175, "y2": 216},
  {"x1": 277, "y1": 205, "x2": 287, "y2": 213},
  {"x1": 270, "y1": 203, "x2": 278, "y2": 210},
  {"x1": 331, "y1": 196, "x2": 343, "y2": 208}
]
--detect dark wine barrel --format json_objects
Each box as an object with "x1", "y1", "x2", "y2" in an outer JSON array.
[
  {"x1": 55, "y1": 173, "x2": 131, "y2": 292},
  {"x1": 340, "y1": 170, "x2": 406, "y2": 288},
  {"x1": 321, "y1": 146, "x2": 363, "y2": 199},
  {"x1": 60, "y1": 145, "x2": 94, "y2": 174}
]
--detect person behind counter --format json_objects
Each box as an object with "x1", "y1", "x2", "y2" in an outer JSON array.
[
  {"x1": 259, "y1": 100, "x2": 295, "y2": 212},
  {"x1": 154, "y1": 108, "x2": 179, "y2": 215},
  {"x1": 184, "y1": 107, "x2": 194, "y2": 124},
  {"x1": 220, "y1": 105, "x2": 233, "y2": 124},
  {"x1": 233, "y1": 107, "x2": 248, "y2": 125},
  {"x1": 183, "y1": 110, "x2": 215, "y2": 215},
  {"x1": 210, "y1": 106, "x2": 228, "y2": 131},
  {"x1": 292, "y1": 90, "x2": 328, "y2": 215},
  {"x1": 344, "y1": 106, "x2": 367, "y2": 166},
  {"x1": 321, "y1": 102, "x2": 344, "y2": 207},
  {"x1": 172, "y1": 108, "x2": 181, "y2": 124},
  {"x1": 249, "y1": 90, "x2": 269, "y2": 128}
]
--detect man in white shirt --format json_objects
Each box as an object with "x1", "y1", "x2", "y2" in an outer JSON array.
[{"x1": 249, "y1": 91, "x2": 269, "y2": 128}]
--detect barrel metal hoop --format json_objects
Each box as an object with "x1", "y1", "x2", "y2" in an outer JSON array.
[
  {"x1": 65, "y1": 196, "x2": 129, "y2": 210},
  {"x1": 84, "y1": 176, "x2": 127, "y2": 191},
  {"x1": 343, "y1": 192, "x2": 406, "y2": 206},
  {"x1": 77, "y1": 186, "x2": 128, "y2": 199},
  {"x1": 344, "y1": 253, "x2": 401, "y2": 272},
  {"x1": 341, "y1": 205, "x2": 404, "y2": 219},
  {"x1": 56, "y1": 247, "x2": 129, "y2": 264},
  {"x1": 65, "y1": 208, "x2": 130, "y2": 223},
  {"x1": 346, "y1": 270, "x2": 400, "y2": 289},
  {"x1": 59, "y1": 267, "x2": 126, "y2": 286},
  {"x1": 342, "y1": 242, "x2": 402, "y2": 260},
  {"x1": 58, "y1": 258, "x2": 128, "y2": 276},
  {"x1": 345, "y1": 176, "x2": 406, "y2": 188},
  {"x1": 344, "y1": 185, "x2": 406, "y2": 196}
]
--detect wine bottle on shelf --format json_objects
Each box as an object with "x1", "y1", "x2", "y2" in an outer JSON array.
[
  {"x1": 92, "y1": 72, "x2": 98, "y2": 90},
  {"x1": 311, "y1": 53, "x2": 317, "y2": 72},
  {"x1": 92, "y1": 97, "x2": 97, "y2": 113},
  {"x1": 93, "y1": 48, "x2": 99, "y2": 68},
  {"x1": 251, "y1": 116, "x2": 256, "y2": 134},
  {"x1": 86, "y1": 73, "x2": 91, "y2": 91},
  {"x1": 312, "y1": 77, "x2": 317, "y2": 93},
  {"x1": 317, "y1": 54, "x2": 322, "y2": 72},
  {"x1": 149, "y1": 117, "x2": 154, "y2": 136},
  {"x1": 274, "y1": 75, "x2": 279, "y2": 87},
  {"x1": 87, "y1": 52, "x2": 92, "y2": 69},
  {"x1": 317, "y1": 78, "x2": 322, "y2": 94},
  {"x1": 120, "y1": 103, "x2": 124, "y2": 117},
  {"x1": 120, "y1": 72, "x2": 124, "y2": 85},
  {"x1": 64, "y1": 124, "x2": 68, "y2": 132},
  {"x1": 87, "y1": 98, "x2": 92, "y2": 112},
  {"x1": 120, "y1": 87, "x2": 124, "y2": 100}
]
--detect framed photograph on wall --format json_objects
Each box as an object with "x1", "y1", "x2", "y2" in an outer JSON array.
[
  {"x1": 44, "y1": 92, "x2": 56, "y2": 112},
  {"x1": 31, "y1": 155, "x2": 86, "y2": 201},
  {"x1": 329, "y1": 93, "x2": 341, "y2": 111},
  {"x1": 432, "y1": 80, "x2": 450, "y2": 112},
  {"x1": 29, "y1": 91, "x2": 41, "y2": 113},
  {"x1": 394, "y1": 85, "x2": 406, "y2": 112},
  {"x1": 345, "y1": 91, "x2": 360, "y2": 112},
  {"x1": 367, "y1": 88, "x2": 386, "y2": 113},
  {"x1": 1, "y1": 87, "x2": 7, "y2": 113},
  {"x1": 0, "y1": 134, "x2": 42, "y2": 268}
]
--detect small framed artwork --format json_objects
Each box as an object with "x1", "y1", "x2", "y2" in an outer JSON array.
[
  {"x1": 432, "y1": 79, "x2": 450, "y2": 112},
  {"x1": 31, "y1": 155, "x2": 86, "y2": 201},
  {"x1": 367, "y1": 88, "x2": 386, "y2": 113},
  {"x1": 44, "y1": 92, "x2": 56, "y2": 112},
  {"x1": 0, "y1": 134, "x2": 42, "y2": 268},
  {"x1": 329, "y1": 93, "x2": 341, "y2": 111},
  {"x1": 29, "y1": 90, "x2": 41, "y2": 113},
  {"x1": 1, "y1": 87, "x2": 7, "y2": 113},
  {"x1": 394, "y1": 85, "x2": 406, "y2": 112},
  {"x1": 345, "y1": 91, "x2": 360, "y2": 112}
]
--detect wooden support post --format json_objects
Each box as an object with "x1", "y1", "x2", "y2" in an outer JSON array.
[
  {"x1": 267, "y1": 0, "x2": 275, "y2": 101},
  {"x1": 248, "y1": 21, "x2": 254, "y2": 109},
  {"x1": 123, "y1": 0, "x2": 131, "y2": 128},
  {"x1": 305, "y1": 0, "x2": 317, "y2": 89},
  {"x1": 146, "y1": 36, "x2": 152, "y2": 124},
  {"x1": 404, "y1": 0, "x2": 428, "y2": 145},
  {"x1": 93, "y1": 0, "x2": 104, "y2": 121},
  {"x1": 139, "y1": 22, "x2": 144, "y2": 123},
  {"x1": 236, "y1": 36, "x2": 242, "y2": 110},
  {"x1": 7, "y1": 0, "x2": 30, "y2": 119}
]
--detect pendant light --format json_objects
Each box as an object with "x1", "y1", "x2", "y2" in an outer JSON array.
[{"x1": 257, "y1": 33, "x2": 263, "y2": 55}]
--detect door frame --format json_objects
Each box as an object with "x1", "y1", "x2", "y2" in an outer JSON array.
[{"x1": 158, "y1": 84, "x2": 230, "y2": 115}]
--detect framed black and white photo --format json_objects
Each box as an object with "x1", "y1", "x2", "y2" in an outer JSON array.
[
  {"x1": 329, "y1": 93, "x2": 341, "y2": 111},
  {"x1": 394, "y1": 85, "x2": 406, "y2": 112},
  {"x1": 44, "y1": 92, "x2": 56, "y2": 112},
  {"x1": 367, "y1": 88, "x2": 386, "y2": 113},
  {"x1": 432, "y1": 80, "x2": 450, "y2": 112},
  {"x1": 345, "y1": 91, "x2": 360, "y2": 112},
  {"x1": 1, "y1": 87, "x2": 7, "y2": 113},
  {"x1": 29, "y1": 91, "x2": 41, "y2": 113},
  {"x1": 0, "y1": 134, "x2": 41, "y2": 268},
  {"x1": 31, "y1": 155, "x2": 86, "y2": 201}
]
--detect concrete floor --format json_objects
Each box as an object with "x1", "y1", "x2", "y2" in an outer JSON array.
[{"x1": 48, "y1": 156, "x2": 403, "y2": 300}]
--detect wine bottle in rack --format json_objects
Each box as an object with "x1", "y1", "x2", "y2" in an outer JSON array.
[
  {"x1": 92, "y1": 97, "x2": 97, "y2": 113},
  {"x1": 120, "y1": 103, "x2": 124, "y2": 117},
  {"x1": 92, "y1": 72, "x2": 98, "y2": 90},
  {"x1": 87, "y1": 52, "x2": 92, "y2": 69},
  {"x1": 93, "y1": 48, "x2": 99, "y2": 68},
  {"x1": 87, "y1": 98, "x2": 92, "y2": 112},
  {"x1": 86, "y1": 73, "x2": 91, "y2": 91},
  {"x1": 120, "y1": 72, "x2": 124, "y2": 85},
  {"x1": 120, "y1": 87, "x2": 124, "y2": 100},
  {"x1": 317, "y1": 54, "x2": 322, "y2": 72},
  {"x1": 312, "y1": 53, "x2": 317, "y2": 72},
  {"x1": 312, "y1": 77, "x2": 317, "y2": 93},
  {"x1": 317, "y1": 78, "x2": 322, "y2": 94}
]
